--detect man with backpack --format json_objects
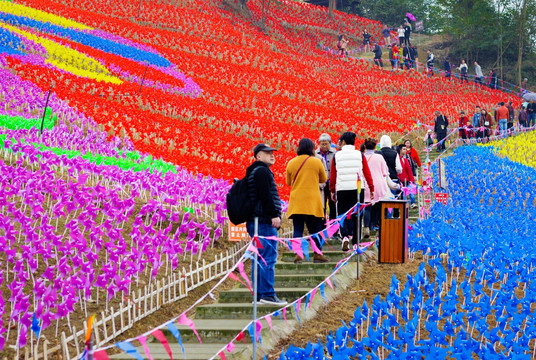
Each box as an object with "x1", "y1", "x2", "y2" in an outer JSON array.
[{"x1": 244, "y1": 143, "x2": 287, "y2": 306}]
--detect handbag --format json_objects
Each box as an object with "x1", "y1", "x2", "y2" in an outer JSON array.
[{"x1": 292, "y1": 156, "x2": 311, "y2": 187}]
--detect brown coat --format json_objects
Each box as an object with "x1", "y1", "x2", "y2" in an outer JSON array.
[{"x1": 286, "y1": 155, "x2": 327, "y2": 218}]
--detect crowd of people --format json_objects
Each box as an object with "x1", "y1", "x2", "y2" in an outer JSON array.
[
  {"x1": 335, "y1": 23, "x2": 530, "y2": 93},
  {"x1": 244, "y1": 95, "x2": 536, "y2": 306},
  {"x1": 430, "y1": 99, "x2": 536, "y2": 149},
  {"x1": 244, "y1": 132, "x2": 420, "y2": 305}
]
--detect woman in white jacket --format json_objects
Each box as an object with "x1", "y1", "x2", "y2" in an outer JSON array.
[{"x1": 397, "y1": 26, "x2": 405, "y2": 46}]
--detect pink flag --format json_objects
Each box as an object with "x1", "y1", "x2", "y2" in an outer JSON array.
[
  {"x1": 151, "y1": 329, "x2": 173, "y2": 360},
  {"x1": 255, "y1": 321, "x2": 263, "y2": 342},
  {"x1": 237, "y1": 262, "x2": 252, "y2": 292},
  {"x1": 265, "y1": 315, "x2": 273, "y2": 331},
  {"x1": 138, "y1": 336, "x2": 154, "y2": 360},
  {"x1": 247, "y1": 244, "x2": 267, "y2": 266},
  {"x1": 93, "y1": 350, "x2": 110, "y2": 360},
  {"x1": 309, "y1": 288, "x2": 317, "y2": 307},
  {"x1": 226, "y1": 341, "x2": 236, "y2": 353},
  {"x1": 291, "y1": 239, "x2": 304, "y2": 259},
  {"x1": 282, "y1": 307, "x2": 288, "y2": 323},
  {"x1": 228, "y1": 272, "x2": 252, "y2": 294},
  {"x1": 309, "y1": 238, "x2": 322, "y2": 255},
  {"x1": 178, "y1": 313, "x2": 202, "y2": 343},
  {"x1": 218, "y1": 351, "x2": 226, "y2": 360},
  {"x1": 327, "y1": 223, "x2": 340, "y2": 238},
  {"x1": 326, "y1": 277, "x2": 334, "y2": 290}
]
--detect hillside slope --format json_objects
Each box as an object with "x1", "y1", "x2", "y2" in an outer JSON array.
[{"x1": 2, "y1": 0, "x2": 509, "y2": 197}]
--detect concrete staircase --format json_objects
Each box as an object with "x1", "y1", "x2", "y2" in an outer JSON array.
[{"x1": 110, "y1": 238, "x2": 367, "y2": 359}]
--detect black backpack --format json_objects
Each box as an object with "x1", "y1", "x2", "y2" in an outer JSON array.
[{"x1": 226, "y1": 168, "x2": 258, "y2": 225}]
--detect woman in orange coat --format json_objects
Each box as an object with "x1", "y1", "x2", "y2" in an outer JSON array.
[{"x1": 286, "y1": 138, "x2": 328, "y2": 263}]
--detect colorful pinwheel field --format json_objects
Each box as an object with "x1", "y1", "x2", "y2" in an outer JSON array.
[
  {"x1": 0, "y1": 0, "x2": 509, "y2": 196},
  {"x1": 0, "y1": 0, "x2": 528, "y2": 358},
  {"x1": 0, "y1": 63, "x2": 233, "y2": 357}
]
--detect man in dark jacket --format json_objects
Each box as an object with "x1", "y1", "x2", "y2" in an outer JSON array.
[
  {"x1": 403, "y1": 46, "x2": 412, "y2": 70},
  {"x1": 403, "y1": 21, "x2": 411, "y2": 46},
  {"x1": 434, "y1": 110, "x2": 449, "y2": 152},
  {"x1": 246, "y1": 143, "x2": 286, "y2": 306},
  {"x1": 444, "y1": 57, "x2": 451, "y2": 79},
  {"x1": 372, "y1": 42, "x2": 383, "y2": 67},
  {"x1": 410, "y1": 45, "x2": 418, "y2": 68}
]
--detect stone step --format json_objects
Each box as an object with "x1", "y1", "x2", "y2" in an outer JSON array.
[
  {"x1": 280, "y1": 250, "x2": 356, "y2": 263},
  {"x1": 109, "y1": 342, "x2": 250, "y2": 359},
  {"x1": 274, "y1": 273, "x2": 331, "y2": 288},
  {"x1": 219, "y1": 287, "x2": 311, "y2": 304},
  {"x1": 159, "y1": 318, "x2": 291, "y2": 344},
  {"x1": 196, "y1": 302, "x2": 284, "y2": 320},
  {"x1": 274, "y1": 261, "x2": 340, "y2": 274}
]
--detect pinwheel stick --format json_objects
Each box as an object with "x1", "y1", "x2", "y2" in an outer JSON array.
[
  {"x1": 136, "y1": 0, "x2": 143, "y2": 18},
  {"x1": 138, "y1": 63, "x2": 149, "y2": 94},
  {"x1": 205, "y1": 43, "x2": 215, "y2": 67},
  {"x1": 40, "y1": 88, "x2": 52, "y2": 134}
]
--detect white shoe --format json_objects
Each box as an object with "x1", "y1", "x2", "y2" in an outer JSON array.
[
  {"x1": 341, "y1": 237, "x2": 350, "y2": 251},
  {"x1": 411, "y1": 203, "x2": 417, "y2": 209},
  {"x1": 259, "y1": 296, "x2": 288, "y2": 306}
]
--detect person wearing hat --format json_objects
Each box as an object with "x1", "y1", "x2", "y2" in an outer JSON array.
[
  {"x1": 316, "y1": 133, "x2": 337, "y2": 222},
  {"x1": 246, "y1": 143, "x2": 287, "y2": 306}
]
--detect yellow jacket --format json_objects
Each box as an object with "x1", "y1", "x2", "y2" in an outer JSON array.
[{"x1": 285, "y1": 155, "x2": 327, "y2": 218}]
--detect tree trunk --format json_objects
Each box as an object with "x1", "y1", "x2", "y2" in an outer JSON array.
[
  {"x1": 516, "y1": 0, "x2": 528, "y2": 87},
  {"x1": 260, "y1": 0, "x2": 272, "y2": 27},
  {"x1": 329, "y1": 0, "x2": 336, "y2": 18},
  {"x1": 496, "y1": 2, "x2": 503, "y2": 82}
]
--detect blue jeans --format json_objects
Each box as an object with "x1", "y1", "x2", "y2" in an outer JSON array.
[
  {"x1": 499, "y1": 119, "x2": 507, "y2": 134},
  {"x1": 529, "y1": 113, "x2": 536, "y2": 128},
  {"x1": 247, "y1": 221, "x2": 278, "y2": 299}
]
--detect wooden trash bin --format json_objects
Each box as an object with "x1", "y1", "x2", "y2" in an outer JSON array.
[{"x1": 378, "y1": 200, "x2": 409, "y2": 263}]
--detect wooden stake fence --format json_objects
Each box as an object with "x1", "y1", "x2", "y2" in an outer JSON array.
[{"x1": 3, "y1": 243, "x2": 244, "y2": 360}]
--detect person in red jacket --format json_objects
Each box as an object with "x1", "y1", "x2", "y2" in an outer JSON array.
[
  {"x1": 403, "y1": 139, "x2": 421, "y2": 177},
  {"x1": 458, "y1": 111, "x2": 470, "y2": 144},
  {"x1": 397, "y1": 144, "x2": 416, "y2": 207}
]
